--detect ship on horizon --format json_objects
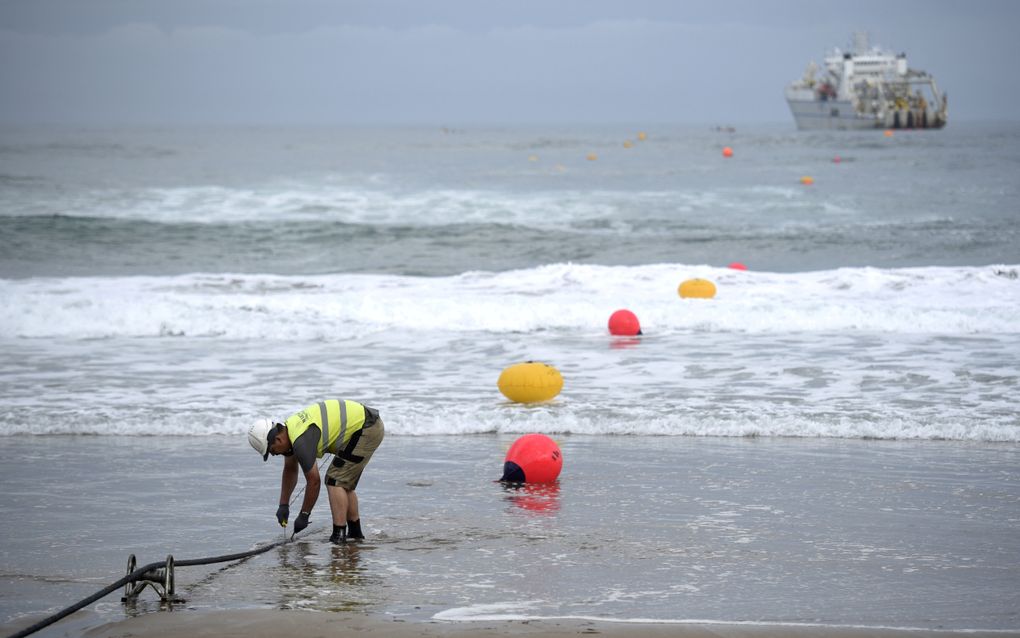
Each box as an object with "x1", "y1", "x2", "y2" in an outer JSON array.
[{"x1": 785, "y1": 33, "x2": 948, "y2": 131}]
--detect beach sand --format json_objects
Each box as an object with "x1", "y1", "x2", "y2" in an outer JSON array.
[{"x1": 73, "y1": 609, "x2": 1020, "y2": 638}]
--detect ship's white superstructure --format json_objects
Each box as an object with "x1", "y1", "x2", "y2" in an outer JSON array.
[{"x1": 785, "y1": 33, "x2": 947, "y2": 130}]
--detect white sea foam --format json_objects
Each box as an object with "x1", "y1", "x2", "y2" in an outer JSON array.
[
  {"x1": 7, "y1": 182, "x2": 847, "y2": 228},
  {"x1": 377, "y1": 406, "x2": 1020, "y2": 442},
  {"x1": 3, "y1": 263, "x2": 1017, "y2": 442},
  {"x1": 2, "y1": 394, "x2": 1015, "y2": 441},
  {"x1": 433, "y1": 602, "x2": 1018, "y2": 632},
  {"x1": 1, "y1": 264, "x2": 1017, "y2": 339}
]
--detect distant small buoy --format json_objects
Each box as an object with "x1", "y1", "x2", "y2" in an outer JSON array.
[
  {"x1": 528, "y1": 154, "x2": 539, "y2": 162},
  {"x1": 728, "y1": 262, "x2": 747, "y2": 271},
  {"x1": 722, "y1": 146, "x2": 733, "y2": 158},
  {"x1": 623, "y1": 140, "x2": 634, "y2": 148},
  {"x1": 586, "y1": 153, "x2": 598, "y2": 161},
  {"x1": 884, "y1": 129, "x2": 894, "y2": 137},
  {"x1": 832, "y1": 155, "x2": 842, "y2": 163},
  {"x1": 637, "y1": 132, "x2": 647, "y2": 141},
  {"x1": 678, "y1": 278, "x2": 717, "y2": 299},
  {"x1": 500, "y1": 433, "x2": 562, "y2": 484},
  {"x1": 800, "y1": 175, "x2": 814, "y2": 185},
  {"x1": 498, "y1": 362, "x2": 563, "y2": 403},
  {"x1": 608, "y1": 309, "x2": 642, "y2": 336}
]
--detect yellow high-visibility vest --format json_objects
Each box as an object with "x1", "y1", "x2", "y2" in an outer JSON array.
[{"x1": 284, "y1": 399, "x2": 368, "y2": 458}]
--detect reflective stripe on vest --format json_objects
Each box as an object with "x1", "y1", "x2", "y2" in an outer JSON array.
[
  {"x1": 318, "y1": 400, "x2": 349, "y2": 455},
  {"x1": 318, "y1": 402, "x2": 330, "y2": 453}
]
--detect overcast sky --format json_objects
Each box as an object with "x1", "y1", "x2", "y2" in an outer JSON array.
[{"x1": 1, "y1": 0, "x2": 1017, "y2": 126}]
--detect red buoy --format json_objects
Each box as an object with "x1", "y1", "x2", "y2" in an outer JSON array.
[
  {"x1": 728, "y1": 262, "x2": 747, "y2": 271},
  {"x1": 608, "y1": 309, "x2": 642, "y2": 336},
  {"x1": 500, "y1": 434, "x2": 563, "y2": 484}
]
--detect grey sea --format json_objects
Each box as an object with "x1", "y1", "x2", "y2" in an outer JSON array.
[{"x1": 1, "y1": 123, "x2": 1019, "y2": 635}]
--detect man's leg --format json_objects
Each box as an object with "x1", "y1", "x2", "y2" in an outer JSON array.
[
  {"x1": 346, "y1": 490, "x2": 364, "y2": 539},
  {"x1": 326, "y1": 483, "x2": 348, "y2": 525},
  {"x1": 326, "y1": 483, "x2": 349, "y2": 543},
  {"x1": 347, "y1": 490, "x2": 359, "y2": 522},
  {"x1": 326, "y1": 418, "x2": 383, "y2": 544}
]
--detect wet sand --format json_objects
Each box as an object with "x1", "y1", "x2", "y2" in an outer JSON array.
[{"x1": 3, "y1": 435, "x2": 1018, "y2": 636}]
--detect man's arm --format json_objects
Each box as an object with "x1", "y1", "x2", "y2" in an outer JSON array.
[
  {"x1": 279, "y1": 454, "x2": 299, "y2": 507},
  {"x1": 300, "y1": 463, "x2": 321, "y2": 516},
  {"x1": 291, "y1": 428, "x2": 321, "y2": 516}
]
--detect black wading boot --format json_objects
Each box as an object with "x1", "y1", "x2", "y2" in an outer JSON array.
[
  {"x1": 329, "y1": 525, "x2": 347, "y2": 544},
  {"x1": 347, "y1": 519, "x2": 365, "y2": 540}
]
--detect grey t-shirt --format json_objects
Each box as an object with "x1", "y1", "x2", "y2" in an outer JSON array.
[{"x1": 291, "y1": 425, "x2": 319, "y2": 474}]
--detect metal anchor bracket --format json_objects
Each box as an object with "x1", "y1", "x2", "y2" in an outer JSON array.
[{"x1": 121, "y1": 554, "x2": 184, "y2": 604}]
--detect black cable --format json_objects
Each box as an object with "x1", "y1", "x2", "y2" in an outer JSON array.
[
  {"x1": 175, "y1": 535, "x2": 291, "y2": 567},
  {"x1": 6, "y1": 533, "x2": 303, "y2": 638}
]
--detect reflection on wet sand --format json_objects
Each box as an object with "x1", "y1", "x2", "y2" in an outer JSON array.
[
  {"x1": 275, "y1": 540, "x2": 378, "y2": 613},
  {"x1": 609, "y1": 336, "x2": 643, "y2": 350},
  {"x1": 502, "y1": 482, "x2": 561, "y2": 515}
]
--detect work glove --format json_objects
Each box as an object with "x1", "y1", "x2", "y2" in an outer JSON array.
[
  {"x1": 275, "y1": 504, "x2": 289, "y2": 527},
  {"x1": 294, "y1": 511, "x2": 310, "y2": 535}
]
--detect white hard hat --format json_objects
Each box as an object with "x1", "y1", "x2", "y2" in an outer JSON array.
[{"x1": 248, "y1": 417, "x2": 277, "y2": 461}]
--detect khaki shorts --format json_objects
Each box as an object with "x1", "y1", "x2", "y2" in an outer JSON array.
[{"x1": 325, "y1": 416, "x2": 384, "y2": 491}]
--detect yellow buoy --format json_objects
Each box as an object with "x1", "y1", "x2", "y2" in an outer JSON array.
[
  {"x1": 800, "y1": 175, "x2": 814, "y2": 185},
  {"x1": 498, "y1": 362, "x2": 564, "y2": 403},
  {"x1": 623, "y1": 140, "x2": 634, "y2": 148},
  {"x1": 884, "y1": 129, "x2": 894, "y2": 137},
  {"x1": 678, "y1": 278, "x2": 717, "y2": 299},
  {"x1": 528, "y1": 154, "x2": 539, "y2": 162},
  {"x1": 637, "y1": 131, "x2": 648, "y2": 141},
  {"x1": 586, "y1": 153, "x2": 598, "y2": 161}
]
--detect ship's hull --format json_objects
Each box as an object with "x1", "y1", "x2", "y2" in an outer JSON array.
[
  {"x1": 785, "y1": 88, "x2": 947, "y2": 131},
  {"x1": 786, "y1": 98, "x2": 880, "y2": 131}
]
